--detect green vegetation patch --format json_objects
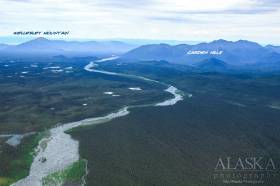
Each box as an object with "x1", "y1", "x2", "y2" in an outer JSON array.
[
  {"x1": 42, "y1": 159, "x2": 87, "y2": 186},
  {"x1": 71, "y1": 62, "x2": 280, "y2": 186},
  {"x1": 0, "y1": 131, "x2": 47, "y2": 186}
]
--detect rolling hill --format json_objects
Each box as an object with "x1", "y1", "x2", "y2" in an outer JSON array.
[{"x1": 121, "y1": 39, "x2": 280, "y2": 67}]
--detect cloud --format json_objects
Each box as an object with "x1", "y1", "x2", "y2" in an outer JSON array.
[
  {"x1": 256, "y1": 0, "x2": 280, "y2": 5},
  {"x1": 170, "y1": 7, "x2": 278, "y2": 15},
  {"x1": 148, "y1": 16, "x2": 196, "y2": 23},
  {"x1": 83, "y1": 0, "x2": 156, "y2": 9},
  {"x1": 5, "y1": 0, "x2": 31, "y2": 2},
  {"x1": 0, "y1": 0, "x2": 279, "y2": 44},
  {"x1": 163, "y1": 0, "x2": 280, "y2": 15}
]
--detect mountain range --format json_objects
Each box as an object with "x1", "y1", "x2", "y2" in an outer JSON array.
[
  {"x1": 0, "y1": 38, "x2": 279, "y2": 72},
  {"x1": 121, "y1": 39, "x2": 280, "y2": 66},
  {"x1": 0, "y1": 37, "x2": 137, "y2": 57}
]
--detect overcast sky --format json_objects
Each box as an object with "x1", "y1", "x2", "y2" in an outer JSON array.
[{"x1": 0, "y1": 0, "x2": 280, "y2": 44}]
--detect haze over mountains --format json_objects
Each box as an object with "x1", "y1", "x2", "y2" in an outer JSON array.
[
  {"x1": 0, "y1": 37, "x2": 137, "y2": 57},
  {"x1": 266, "y1": 45, "x2": 280, "y2": 53},
  {"x1": 120, "y1": 39, "x2": 280, "y2": 72},
  {"x1": 122, "y1": 39, "x2": 280, "y2": 65},
  {"x1": 0, "y1": 43, "x2": 9, "y2": 50},
  {"x1": 0, "y1": 38, "x2": 279, "y2": 72}
]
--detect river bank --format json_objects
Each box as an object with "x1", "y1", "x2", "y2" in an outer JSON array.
[{"x1": 11, "y1": 57, "x2": 184, "y2": 186}]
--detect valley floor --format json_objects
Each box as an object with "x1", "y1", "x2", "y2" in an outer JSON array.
[
  {"x1": 71, "y1": 62, "x2": 280, "y2": 186},
  {"x1": 1, "y1": 58, "x2": 280, "y2": 185}
]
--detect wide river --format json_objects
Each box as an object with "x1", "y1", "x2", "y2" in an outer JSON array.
[{"x1": 12, "y1": 57, "x2": 184, "y2": 186}]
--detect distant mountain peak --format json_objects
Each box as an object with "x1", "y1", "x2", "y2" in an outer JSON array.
[
  {"x1": 34, "y1": 37, "x2": 49, "y2": 41},
  {"x1": 235, "y1": 39, "x2": 261, "y2": 46},
  {"x1": 0, "y1": 37, "x2": 136, "y2": 57},
  {"x1": 209, "y1": 39, "x2": 261, "y2": 47},
  {"x1": 17, "y1": 37, "x2": 52, "y2": 48},
  {"x1": 121, "y1": 38, "x2": 278, "y2": 66},
  {"x1": 211, "y1": 39, "x2": 232, "y2": 44},
  {"x1": 27, "y1": 37, "x2": 52, "y2": 43}
]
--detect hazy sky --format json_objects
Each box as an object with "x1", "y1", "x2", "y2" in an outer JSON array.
[{"x1": 0, "y1": 0, "x2": 280, "y2": 44}]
